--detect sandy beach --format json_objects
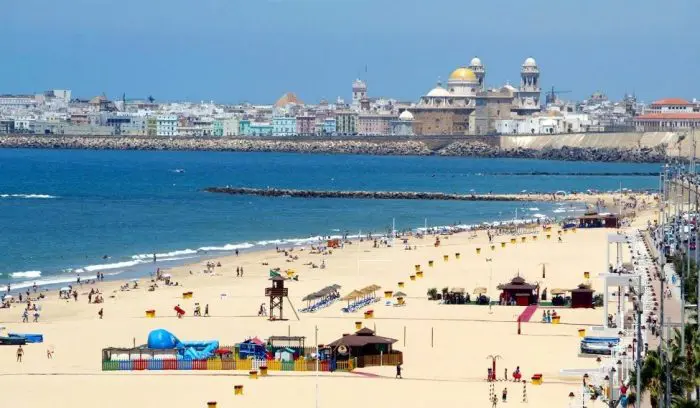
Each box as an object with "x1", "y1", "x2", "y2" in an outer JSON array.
[{"x1": 0, "y1": 192, "x2": 656, "y2": 408}]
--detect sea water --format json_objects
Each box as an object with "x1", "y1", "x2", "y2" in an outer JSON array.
[{"x1": 0, "y1": 149, "x2": 659, "y2": 289}]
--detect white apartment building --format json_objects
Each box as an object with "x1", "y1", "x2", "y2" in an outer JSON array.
[{"x1": 156, "y1": 115, "x2": 178, "y2": 136}]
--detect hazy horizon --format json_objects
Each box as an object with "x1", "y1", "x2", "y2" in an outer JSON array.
[{"x1": 2, "y1": 0, "x2": 699, "y2": 104}]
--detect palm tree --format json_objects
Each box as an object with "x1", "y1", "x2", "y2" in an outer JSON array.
[
  {"x1": 671, "y1": 396, "x2": 700, "y2": 408},
  {"x1": 668, "y1": 326, "x2": 700, "y2": 399},
  {"x1": 632, "y1": 351, "x2": 664, "y2": 408}
]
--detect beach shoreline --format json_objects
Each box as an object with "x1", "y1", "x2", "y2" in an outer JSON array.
[{"x1": 2, "y1": 191, "x2": 648, "y2": 295}]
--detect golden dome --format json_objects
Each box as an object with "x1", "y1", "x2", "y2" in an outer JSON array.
[{"x1": 448, "y1": 67, "x2": 477, "y2": 82}]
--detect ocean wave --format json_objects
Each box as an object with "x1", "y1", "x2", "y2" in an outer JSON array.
[
  {"x1": 0, "y1": 193, "x2": 57, "y2": 199},
  {"x1": 10, "y1": 270, "x2": 42, "y2": 279},
  {"x1": 132, "y1": 249, "x2": 198, "y2": 260},
  {"x1": 9, "y1": 273, "x2": 105, "y2": 291},
  {"x1": 198, "y1": 242, "x2": 254, "y2": 251},
  {"x1": 75, "y1": 260, "x2": 145, "y2": 273}
]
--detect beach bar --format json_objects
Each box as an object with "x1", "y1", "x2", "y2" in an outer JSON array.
[
  {"x1": 328, "y1": 328, "x2": 402, "y2": 368},
  {"x1": 570, "y1": 284, "x2": 595, "y2": 308},
  {"x1": 497, "y1": 275, "x2": 538, "y2": 306}
]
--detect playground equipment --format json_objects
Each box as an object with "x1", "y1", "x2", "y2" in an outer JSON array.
[
  {"x1": 147, "y1": 329, "x2": 219, "y2": 360},
  {"x1": 237, "y1": 337, "x2": 268, "y2": 360}
]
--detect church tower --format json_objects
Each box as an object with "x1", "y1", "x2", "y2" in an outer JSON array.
[
  {"x1": 352, "y1": 79, "x2": 367, "y2": 110},
  {"x1": 518, "y1": 57, "x2": 541, "y2": 114},
  {"x1": 469, "y1": 57, "x2": 485, "y2": 91}
]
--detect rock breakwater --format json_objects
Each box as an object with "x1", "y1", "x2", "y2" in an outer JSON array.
[
  {"x1": 205, "y1": 187, "x2": 557, "y2": 202},
  {"x1": 0, "y1": 134, "x2": 667, "y2": 162}
]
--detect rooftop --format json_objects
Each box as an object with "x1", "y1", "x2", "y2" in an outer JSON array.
[{"x1": 650, "y1": 98, "x2": 691, "y2": 106}]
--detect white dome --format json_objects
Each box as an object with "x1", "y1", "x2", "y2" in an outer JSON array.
[
  {"x1": 426, "y1": 86, "x2": 450, "y2": 97},
  {"x1": 470, "y1": 57, "x2": 483, "y2": 67},
  {"x1": 399, "y1": 110, "x2": 414, "y2": 121},
  {"x1": 502, "y1": 84, "x2": 517, "y2": 92},
  {"x1": 352, "y1": 79, "x2": 367, "y2": 89},
  {"x1": 523, "y1": 57, "x2": 537, "y2": 67}
]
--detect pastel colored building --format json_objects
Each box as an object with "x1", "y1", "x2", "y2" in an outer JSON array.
[
  {"x1": 212, "y1": 120, "x2": 224, "y2": 137},
  {"x1": 272, "y1": 116, "x2": 297, "y2": 136},
  {"x1": 239, "y1": 119, "x2": 251, "y2": 136},
  {"x1": 223, "y1": 117, "x2": 240, "y2": 136},
  {"x1": 323, "y1": 118, "x2": 336, "y2": 135},
  {"x1": 335, "y1": 111, "x2": 358, "y2": 136},
  {"x1": 156, "y1": 115, "x2": 178, "y2": 136},
  {"x1": 296, "y1": 116, "x2": 315, "y2": 136},
  {"x1": 249, "y1": 122, "x2": 273, "y2": 136},
  {"x1": 358, "y1": 114, "x2": 394, "y2": 136}
]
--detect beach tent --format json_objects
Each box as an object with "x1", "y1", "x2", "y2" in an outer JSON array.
[
  {"x1": 393, "y1": 291, "x2": 407, "y2": 298},
  {"x1": 473, "y1": 287, "x2": 487, "y2": 295}
]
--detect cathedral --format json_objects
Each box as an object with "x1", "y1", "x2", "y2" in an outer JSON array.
[{"x1": 403, "y1": 57, "x2": 542, "y2": 136}]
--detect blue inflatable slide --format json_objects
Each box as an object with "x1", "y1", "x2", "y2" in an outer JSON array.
[{"x1": 147, "y1": 329, "x2": 219, "y2": 360}]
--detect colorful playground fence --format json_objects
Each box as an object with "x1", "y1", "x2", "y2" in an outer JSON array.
[{"x1": 102, "y1": 357, "x2": 355, "y2": 373}]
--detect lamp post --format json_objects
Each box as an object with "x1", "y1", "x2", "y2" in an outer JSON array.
[
  {"x1": 583, "y1": 373, "x2": 589, "y2": 408},
  {"x1": 569, "y1": 391, "x2": 575, "y2": 408},
  {"x1": 609, "y1": 367, "x2": 617, "y2": 408}
]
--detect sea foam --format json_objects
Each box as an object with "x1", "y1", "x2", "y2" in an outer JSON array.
[
  {"x1": 10, "y1": 270, "x2": 42, "y2": 279},
  {"x1": 0, "y1": 193, "x2": 57, "y2": 199}
]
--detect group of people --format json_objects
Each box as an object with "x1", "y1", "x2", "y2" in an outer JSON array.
[
  {"x1": 541, "y1": 310, "x2": 559, "y2": 323},
  {"x1": 88, "y1": 288, "x2": 104, "y2": 304},
  {"x1": 193, "y1": 302, "x2": 209, "y2": 317},
  {"x1": 21, "y1": 302, "x2": 41, "y2": 322}
]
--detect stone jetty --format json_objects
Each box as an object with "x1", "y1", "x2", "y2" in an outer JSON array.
[
  {"x1": 0, "y1": 134, "x2": 668, "y2": 162},
  {"x1": 204, "y1": 187, "x2": 564, "y2": 202}
]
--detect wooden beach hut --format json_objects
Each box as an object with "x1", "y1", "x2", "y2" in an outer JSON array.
[
  {"x1": 328, "y1": 328, "x2": 402, "y2": 368},
  {"x1": 577, "y1": 213, "x2": 619, "y2": 228},
  {"x1": 497, "y1": 275, "x2": 539, "y2": 306},
  {"x1": 570, "y1": 284, "x2": 595, "y2": 308}
]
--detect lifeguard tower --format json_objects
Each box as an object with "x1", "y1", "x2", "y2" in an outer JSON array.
[{"x1": 265, "y1": 276, "x2": 288, "y2": 321}]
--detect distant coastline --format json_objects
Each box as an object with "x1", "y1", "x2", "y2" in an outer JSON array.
[{"x1": 0, "y1": 133, "x2": 668, "y2": 162}]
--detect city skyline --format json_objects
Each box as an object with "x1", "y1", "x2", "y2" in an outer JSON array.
[{"x1": 2, "y1": 0, "x2": 699, "y2": 104}]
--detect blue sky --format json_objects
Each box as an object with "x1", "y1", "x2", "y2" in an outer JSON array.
[{"x1": 2, "y1": 0, "x2": 698, "y2": 104}]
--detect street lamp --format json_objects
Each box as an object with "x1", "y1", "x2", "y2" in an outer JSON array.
[{"x1": 569, "y1": 391, "x2": 575, "y2": 408}]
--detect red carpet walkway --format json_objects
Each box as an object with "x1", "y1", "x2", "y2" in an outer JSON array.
[{"x1": 518, "y1": 305, "x2": 538, "y2": 322}]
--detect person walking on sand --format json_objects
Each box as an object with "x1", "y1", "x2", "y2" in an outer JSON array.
[
  {"x1": 16, "y1": 345, "x2": 23, "y2": 362},
  {"x1": 98, "y1": 308, "x2": 103, "y2": 319},
  {"x1": 502, "y1": 387, "x2": 508, "y2": 402},
  {"x1": 396, "y1": 363, "x2": 402, "y2": 379},
  {"x1": 22, "y1": 309, "x2": 29, "y2": 323},
  {"x1": 204, "y1": 304, "x2": 209, "y2": 317},
  {"x1": 47, "y1": 347, "x2": 53, "y2": 359},
  {"x1": 240, "y1": 267, "x2": 244, "y2": 277},
  {"x1": 236, "y1": 267, "x2": 240, "y2": 277},
  {"x1": 235, "y1": 249, "x2": 239, "y2": 257}
]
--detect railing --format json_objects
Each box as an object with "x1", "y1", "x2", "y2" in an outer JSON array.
[{"x1": 102, "y1": 357, "x2": 354, "y2": 372}]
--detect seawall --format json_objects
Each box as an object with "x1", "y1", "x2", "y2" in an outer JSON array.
[
  {"x1": 206, "y1": 187, "x2": 541, "y2": 201},
  {"x1": 0, "y1": 131, "x2": 688, "y2": 162}
]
